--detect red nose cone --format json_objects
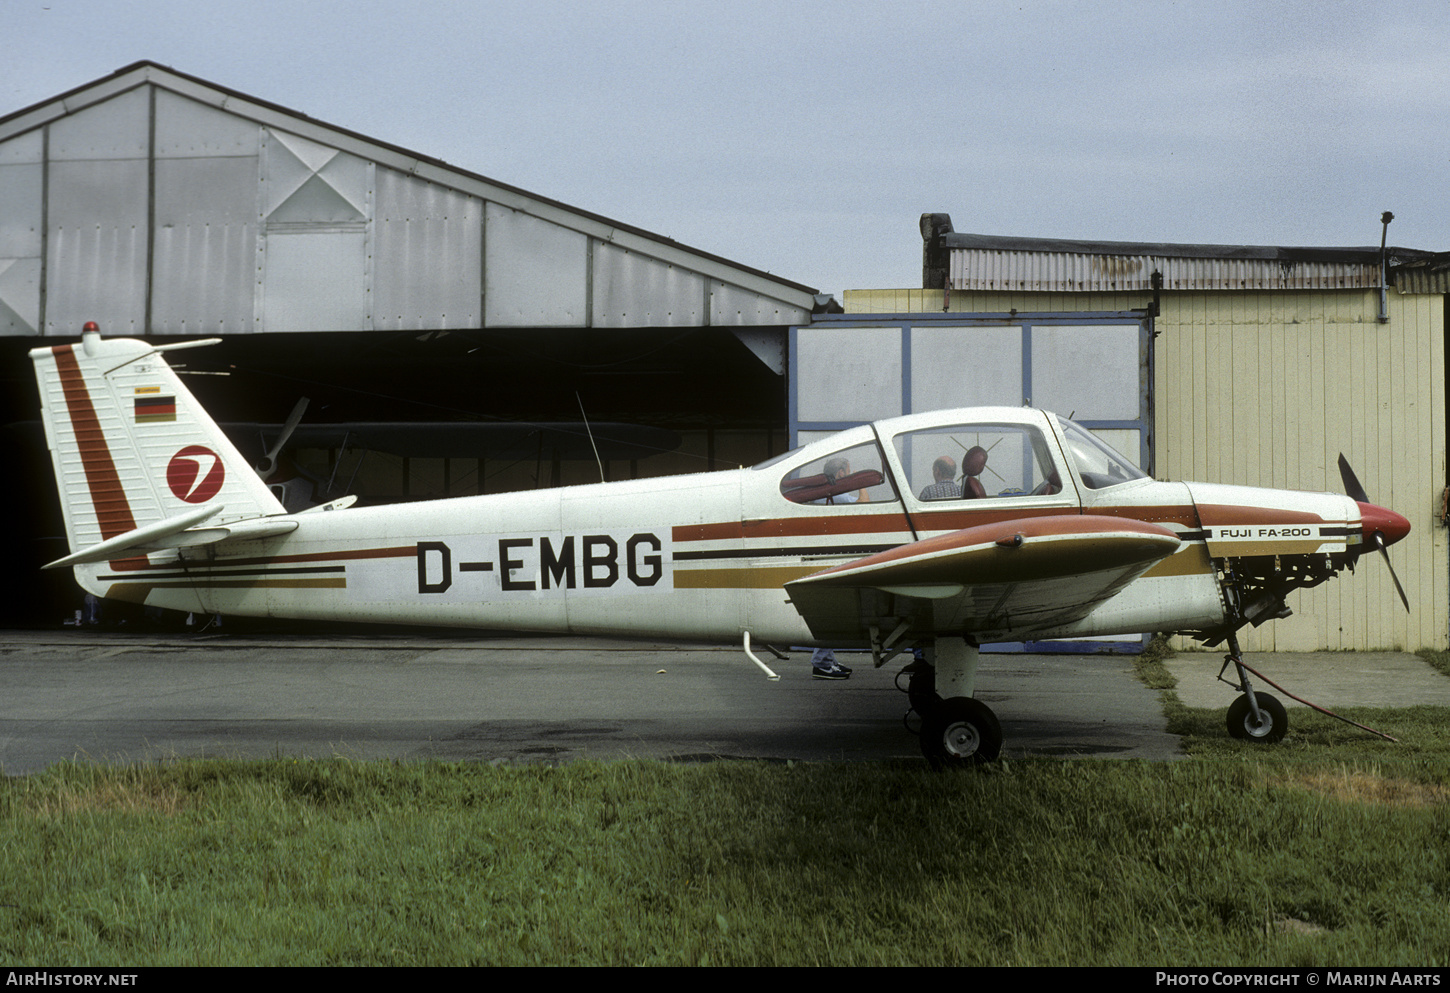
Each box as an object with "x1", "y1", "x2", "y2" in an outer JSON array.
[{"x1": 1358, "y1": 501, "x2": 1411, "y2": 547}]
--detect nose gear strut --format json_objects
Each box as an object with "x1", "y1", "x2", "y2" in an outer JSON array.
[{"x1": 1215, "y1": 630, "x2": 1397, "y2": 742}]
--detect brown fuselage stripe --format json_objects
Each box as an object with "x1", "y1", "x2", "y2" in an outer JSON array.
[
  {"x1": 674, "y1": 506, "x2": 1207, "y2": 545},
  {"x1": 673, "y1": 566, "x2": 819, "y2": 589}
]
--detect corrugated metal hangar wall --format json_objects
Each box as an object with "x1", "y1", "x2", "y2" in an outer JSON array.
[
  {"x1": 0, "y1": 62, "x2": 816, "y2": 337},
  {"x1": 0, "y1": 62, "x2": 820, "y2": 628}
]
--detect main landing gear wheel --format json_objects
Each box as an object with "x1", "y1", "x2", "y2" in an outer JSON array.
[
  {"x1": 919, "y1": 698, "x2": 1002, "y2": 769},
  {"x1": 1226, "y1": 693, "x2": 1288, "y2": 743}
]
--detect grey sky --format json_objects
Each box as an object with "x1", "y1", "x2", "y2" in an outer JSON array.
[{"x1": 9, "y1": 0, "x2": 1449, "y2": 296}]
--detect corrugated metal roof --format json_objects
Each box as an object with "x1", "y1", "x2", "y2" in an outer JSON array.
[
  {"x1": 922, "y1": 214, "x2": 1439, "y2": 293},
  {"x1": 949, "y1": 248, "x2": 1384, "y2": 292},
  {"x1": 1390, "y1": 253, "x2": 1450, "y2": 295}
]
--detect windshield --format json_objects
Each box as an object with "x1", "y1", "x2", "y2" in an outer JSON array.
[{"x1": 1060, "y1": 418, "x2": 1148, "y2": 489}]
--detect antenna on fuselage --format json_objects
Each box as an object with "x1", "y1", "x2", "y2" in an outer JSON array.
[{"x1": 576, "y1": 392, "x2": 605, "y2": 483}]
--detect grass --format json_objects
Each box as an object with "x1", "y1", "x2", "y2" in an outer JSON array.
[
  {"x1": 4, "y1": 733, "x2": 1450, "y2": 966},
  {"x1": 1418, "y1": 648, "x2": 1450, "y2": 680},
  {"x1": 3, "y1": 635, "x2": 1447, "y2": 966}
]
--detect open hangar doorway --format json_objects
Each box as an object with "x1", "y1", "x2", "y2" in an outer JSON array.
[{"x1": 3, "y1": 324, "x2": 791, "y2": 630}]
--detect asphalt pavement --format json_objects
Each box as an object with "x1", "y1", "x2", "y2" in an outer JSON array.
[{"x1": 2, "y1": 629, "x2": 1446, "y2": 775}]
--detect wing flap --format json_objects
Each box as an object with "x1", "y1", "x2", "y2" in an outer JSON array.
[{"x1": 784, "y1": 515, "x2": 1181, "y2": 643}]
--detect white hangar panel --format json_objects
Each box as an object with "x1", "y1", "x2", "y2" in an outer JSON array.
[
  {"x1": 0, "y1": 131, "x2": 41, "y2": 334},
  {"x1": 261, "y1": 229, "x2": 370, "y2": 333},
  {"x1": 263, "y1": 129, "x2": 370, "y2": 223},
  {"x1": 592, "y1": 242, "x2": 704, "y2": 327},
  {"x1": 485, "y1": 204, "x2": 587, "y2": 327},
  {"x1": 256, "y1": 128, "x2": 373, "y2": 332},
  {"x1": 910, "y1": 325, "x2": 1021, "y2": 409},
  {"x1": 0, "y1": 258, "x2": 40, "y2": 335},
  {"x1": 794, "y1": 324, "x2": 904, "y2": 424},
  {"x1": 46, "y1": 87, "x2": 149, "y2": 160},
  {"x1": 44, "y1": 90, "x2": 150, "y2": 334},
  {"x1": 1031, "y1": 324, "x2": 1142, "y2": 420},
  {"x1": 153, "y1": 89, "x2": 260, "y2": 159},
  {"x1": 150, "y1": 156, "x2": 258, "y2": 334},
  {"x1": 151, "y1": 91, "x2": 260, "y2": 333},
  {"x1": 373, "y1": 167, "x2": 481, "y2": 330},
  {"x1": 711, "y1": 280, "x2": 809, "y2": 326},
  {"x1": 46, "y1": 157, "x2": 149, "y2": 334},
  {"x1": 0, "y1": 132, "x2": 42, "y2": 256}
]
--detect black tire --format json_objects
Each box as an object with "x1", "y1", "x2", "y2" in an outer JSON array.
[
  {"x1": 1226, "y1": 693, "x2": 1288, "y2": 744},
  {"x1": 919, "y1": 697, "x2": 1002, "y2": 768}
]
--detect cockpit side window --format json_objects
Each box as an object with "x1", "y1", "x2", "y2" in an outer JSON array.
[
  {"x1": 892, "y1": 423, "x2": 1063, "y2": 501},
  {"x1": 780, "y1": 441, "x2": 899, "y2": 505}
]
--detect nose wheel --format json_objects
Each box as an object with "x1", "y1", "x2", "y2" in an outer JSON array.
[
  {"x1": 1218, "y1": 631, "x2": 1289, "y2": 744},
  {"x1": 1227, "y1": 692, "x2": 1287, "y2": 743}
]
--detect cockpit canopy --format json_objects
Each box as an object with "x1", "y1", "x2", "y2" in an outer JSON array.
[{"x1": 757, "y1": 407, "x2": 1146, "y2": 508}]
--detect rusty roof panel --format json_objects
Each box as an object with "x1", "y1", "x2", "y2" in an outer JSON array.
[{"x1": 949, "y1": 248, "x2": 1384, "y2": 292}]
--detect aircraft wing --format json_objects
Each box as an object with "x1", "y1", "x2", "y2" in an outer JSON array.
[{"x1": 783, "y1": 515, "x2": 1182, "y2": 644}]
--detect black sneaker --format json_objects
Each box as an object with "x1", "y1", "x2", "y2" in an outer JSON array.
[{"x1": 812, "y1": 664, "x2": 850, "y2": 679}]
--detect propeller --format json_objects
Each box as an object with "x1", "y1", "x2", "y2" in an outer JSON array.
[
  {"x1": 1338, "y1": 454, "x2": 1410, "y2": 612},
  {"x1": 255, "y1": 397, "x2": 310, "y2": 478}
]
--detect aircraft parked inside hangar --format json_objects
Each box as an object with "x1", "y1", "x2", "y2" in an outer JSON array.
[{"x1": 32, "y1": 324, "x2": 1411, "y2": 767}]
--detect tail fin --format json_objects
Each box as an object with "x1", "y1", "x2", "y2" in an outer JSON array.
[{"x1": 31, "y1": 324, "x2": 286, "y2": 571}]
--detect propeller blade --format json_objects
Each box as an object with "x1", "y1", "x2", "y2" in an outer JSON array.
[
  {"x1": 1374, "y1": 535, "x2": 1412, "y2": 612},
  {"x1": 1341, "y1": 453, "x2": 1411, "y2": 612},
  {"x1": 1337, "y1": 453, "x2": 1370, "y2": 505},
  {"x1": 265, "y1": 397, "x2": 310, "y2": 463},
  {"x1": 256, "y1": 397, "x2": 310, "y2": 477}
]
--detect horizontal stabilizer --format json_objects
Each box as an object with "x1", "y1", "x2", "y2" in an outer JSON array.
[
  {"x1": 43, "y1": 506, "x2": 304, "y2": 569},
  {"x1": 43, "y1": 503, "x2": 224, "y2": 569}
]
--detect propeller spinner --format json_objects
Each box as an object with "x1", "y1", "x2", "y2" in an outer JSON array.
[{"x1": 1338, "y1": 454, "x2": 1411, "y2": 611}]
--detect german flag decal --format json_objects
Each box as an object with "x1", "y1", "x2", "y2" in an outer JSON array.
[{"x1": 134, "y1": 386, "x2": 176, "y2": 424}]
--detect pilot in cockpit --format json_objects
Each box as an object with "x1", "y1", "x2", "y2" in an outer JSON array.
[{"x1": 917, "y1": 455, "x2": 959, "y2": 501}]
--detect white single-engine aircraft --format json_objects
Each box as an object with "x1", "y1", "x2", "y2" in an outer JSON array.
[{"x1": 32, "y1": 324, "x2": 1412, "y2": 767}]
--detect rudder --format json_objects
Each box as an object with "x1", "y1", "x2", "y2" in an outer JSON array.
[{"x1": 30, "y1": 324, "x2": 286, "y2": 564}]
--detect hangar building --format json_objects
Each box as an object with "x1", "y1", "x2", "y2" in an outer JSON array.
[{"x1": 0, "y1": 61, "x2": 823, "y2": 626}]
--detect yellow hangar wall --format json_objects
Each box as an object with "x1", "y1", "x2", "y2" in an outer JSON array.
[{"x1": 845, "y1": 287, "x2": 1447, "y2": 651}]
